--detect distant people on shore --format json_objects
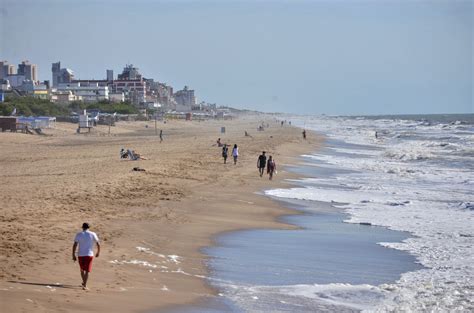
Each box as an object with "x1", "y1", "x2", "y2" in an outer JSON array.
[
  {"x1": 160, "y1": 129, "x2": 163, "y2": 142},
  {"x1": 302, "y1": 130, "x2": 306, "y2": 139},
  {"x1": 267, "y1": 156, "x2": 276, "y2": 180},
  {"x1": 72, "y1": 223, "x2": 100, "y2": 290},
  {"x1": 232, "y1": 144, "x2": 239, "y2": 165},
  {"x1": 257, "y1": 151, "x2": 267, "y2": 177},
  {"x1": 222, "y1": 144, "x2": 229, "y2": 164}
]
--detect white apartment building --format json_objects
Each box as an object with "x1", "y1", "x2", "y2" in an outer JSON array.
[
  {"x1": 56, "y1": 82, "x2": 109, "y2": 102},
  {"x1": 51, "y1": 91, "x2": 82, "y2": 104}
]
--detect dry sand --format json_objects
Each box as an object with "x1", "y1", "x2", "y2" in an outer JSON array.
[{"x1": 0, "y1": 114, "x2": 321, "y2": 312}]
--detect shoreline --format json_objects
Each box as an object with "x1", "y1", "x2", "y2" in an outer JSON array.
[
  {"x1": 0, "y1": 115, "x2": 322, "y2": 313},
  {"x1": 255, "y1": 115, "x2": 474, "y2": 312},
  {"x1": 154, "y1": 128, "x2": 322, "y2": 312},
  {"x1": 195, "y1": 199, "x2": 423, "y2": 312}
]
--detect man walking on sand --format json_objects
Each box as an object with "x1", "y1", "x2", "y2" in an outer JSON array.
[
  {"x1": 72, "y1": 223, "x2": 100, "y2": 290},
  {"x1": 257, "y1": 151, "x2": 267, "y2": 177}
]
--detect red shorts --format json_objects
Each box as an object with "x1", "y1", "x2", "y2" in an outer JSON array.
[{"x1": 78, "y1": 256, "x2": 94, "y2": 272}]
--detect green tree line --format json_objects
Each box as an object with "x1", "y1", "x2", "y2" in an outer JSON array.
[
  {"x1": 68, "y1": 100, "x2": 139, "y2": 114},
  {"x1": 0, "y1": 97, "x2": 139, "y2": 116}
]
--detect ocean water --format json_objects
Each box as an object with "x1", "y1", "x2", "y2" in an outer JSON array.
[
  {"x1": 265, "y1": 114, "x2": 474, "y2": 312},
  {"x1": 165, "y1": 114, "x2": 474, "y2": 313},
  {"x1": 166, "y1": 198, "x2": 423, "y2": 313},
  {"x1": 198, "y1": 201, "x2": 423, "y2": 312}
]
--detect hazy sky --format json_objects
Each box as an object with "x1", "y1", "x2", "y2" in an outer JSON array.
[{"x1": 1, "y1": 0, "x2": 472, "y2": 115}]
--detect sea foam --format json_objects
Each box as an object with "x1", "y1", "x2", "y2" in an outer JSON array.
[{"x1": 265, "y1": 115, "x2": 474, "y2": 311}]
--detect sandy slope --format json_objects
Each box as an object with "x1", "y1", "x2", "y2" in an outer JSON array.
[{"x1": 0, "y1": 114, "x2": 321, "y2": 312}]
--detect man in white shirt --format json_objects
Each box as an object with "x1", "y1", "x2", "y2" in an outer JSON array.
[{"x1": 72, "y1": 223, "x2": 100, "y2": 290}]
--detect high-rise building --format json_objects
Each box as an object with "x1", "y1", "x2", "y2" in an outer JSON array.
[
  {"x1": 0, "y1": 61, "x2": 16, "y2": 80},
  {"x1": 17, "y1": 60, "x2": 37, "y2": 82},
  {"x1": 106, "y1": 69, "x2": 114, "y2": 81},
  {"x1": 112, "y1": 64, "x2": 146, "y2": 105},
  {"x1": 174, "y1": 85, "x2": 196, "y2": 110},
  {"x1": 52, "y1": 61, "x2": 74, "y2": 86},
  {"x1": 52, "y1": 62, "x2": 61, "y2": 86},
  {"x1": 118, "y1": 64, "x2": 142, "y2": 80}
]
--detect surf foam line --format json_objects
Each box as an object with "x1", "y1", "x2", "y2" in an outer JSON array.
[
  {"x1": 275, "y1": 194, "x2": 471, "y2": 311},
  {"x1": 265, "y1": 182, "x2": 473, "y2": 312},
  {"x1": 267, "y1": 114, "x2": 474, "y2": 311},
  {"x1": 213, "y1": 281, "x2": 387, "y2": 312}
]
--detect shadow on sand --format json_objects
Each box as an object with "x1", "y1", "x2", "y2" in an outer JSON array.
[{"x1": 8, "y1": 281, "x2": 81, "y2": 289}]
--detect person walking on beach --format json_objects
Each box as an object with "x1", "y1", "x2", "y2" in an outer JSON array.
[
  {"x1": 267, "y1": 155, "x2": 276, "y2": 180},
  {"x1": 302, "y1": 129, "x2": 307, "y2": 139},
  {"x1": 257, "y1": 151, "x2": 267, "y2": 177},
  {"x1": 222, "y1": 144, "x2": 229, "y2": 164},
  {"x1": 159, "y1": 129, "x2": 163, "y2": 143},
  {"x1": 72, "y1": 223, "x2": 100, "y2": 290},
  {"x1": 232, "y1": 144, "x2": 239, "y2": 165}
]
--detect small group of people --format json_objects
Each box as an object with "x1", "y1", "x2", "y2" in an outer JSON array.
[
  {"x1": 218, "y1": 143, "x2": 275, "y2": 179},
  {"x1": 222, "y1": 144, "x2": 239, "y2": 164},
  {"x1": 120, "y1": 148, "x2": 147, "y2": 160},
  {"x1": 257, "y1": 151, "x2": 276, "y2": 180}
]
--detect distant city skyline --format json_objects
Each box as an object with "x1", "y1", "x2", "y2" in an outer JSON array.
[{"x1": 1, "y1": 0, "x2": 472, "y2": 115}]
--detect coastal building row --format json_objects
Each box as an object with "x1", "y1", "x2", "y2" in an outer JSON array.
[
  {"x1": 0, "y1": 60, "x2": 217, "y2": 113},
  {"x1": 1, "y1": 60, "x2": 48, "y2": 99},
  {"x1": 0, "y1": 60, "x2": 37, "y2": 82}
]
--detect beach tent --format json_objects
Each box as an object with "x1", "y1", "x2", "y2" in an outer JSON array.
[{"x1": 17, "y1": 116, "x2": 56, "y2": 129}]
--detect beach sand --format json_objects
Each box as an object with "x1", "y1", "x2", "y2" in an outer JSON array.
[{"x1": 0, "y1": 114, "x2": 321, "y2": 312}]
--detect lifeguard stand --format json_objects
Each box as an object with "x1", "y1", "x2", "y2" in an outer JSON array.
[{"x1": 77, "y1": 110, "x2": 93, "y2": 133}]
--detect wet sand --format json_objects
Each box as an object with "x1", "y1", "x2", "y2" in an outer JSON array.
[{"x1": 0, "y1": 114, "x2": 321, "y2": 312}]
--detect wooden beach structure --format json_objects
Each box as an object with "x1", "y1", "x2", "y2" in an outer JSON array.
[
  {"x1": 0, "y1": 116, "x2": 18, "y2": 132},
  {"x1": 0, "y1": 116, "x2": 56, "y2": 133}
]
